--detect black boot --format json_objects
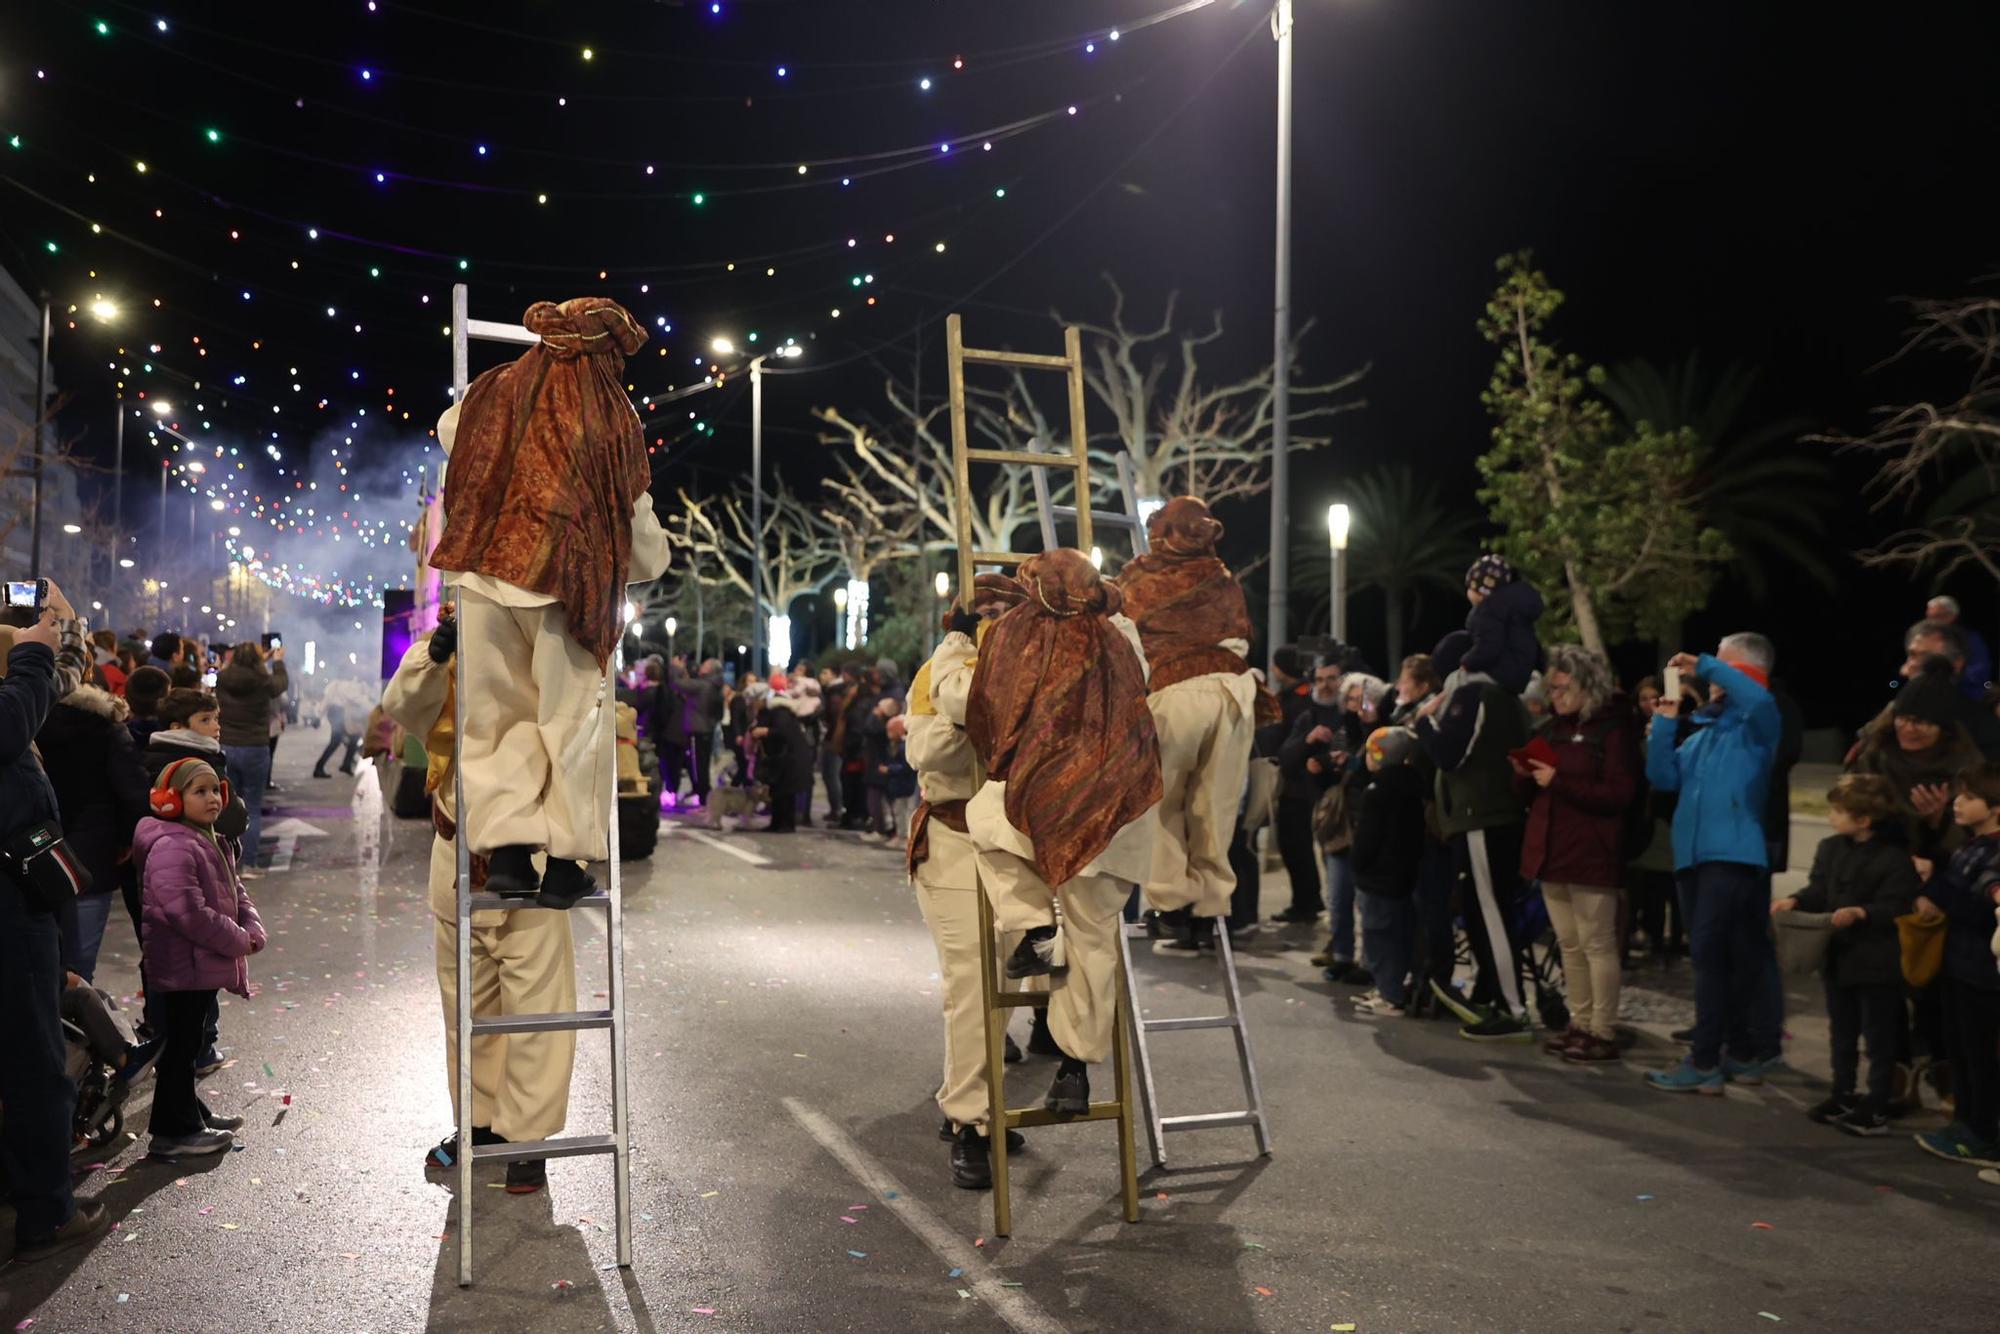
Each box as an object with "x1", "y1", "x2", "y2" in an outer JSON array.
[
  {"x1": 1004, "y1": 1032, "x2": 1023, "y2": 1064},
  {"x1": 951, "y1": 1125, "x2": 992, "y2": 1190},
  {"x1": 1045, "y1": 1057, "x2": 1090, "y2": 1116},
  {"x1": 536, "y1": 859, "x2": 598, "y2": 910},
  {"x1": 485, "y1": 845, "x2": 541, "y2": 899},
  {"x1": 1006, "y1": 925, "x2": 1066, "y2": 979},
  {"x1": 1026, "y1": 1008, "x2": 1062, "y2": 1057}
]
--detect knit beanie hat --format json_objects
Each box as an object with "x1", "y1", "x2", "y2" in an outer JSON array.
[
  {"x1": 1271, "y1": 644, "x2": 1305, "y2": 680},
  {"x1": 1365, "y1": 726, "x2": 1419, "y2": 769},
  {"x1": 1894, "y1": 657, "x2": 1962, "y2": 728},
  {"x1": 1431, "y1": 630, "x2": 1474, "y2": 679},
  {"x1": 1466, "y1": 553, "x2": 1515, "y2": 595}
]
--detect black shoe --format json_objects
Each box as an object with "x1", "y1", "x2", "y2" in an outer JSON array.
[
  {"x1": 940, "y1": 1119, "x2": 1025, "y2": 1151},
  {"x1": 311, "y1": 768, "x2": 329, "y2": 779},
  {"x1": 1807, "y1": 1093, "x2": 1858, "y2": 1126},
  {"x1": 486, "y1": 845, "x2": 541, "y2": 899},
  {"x1": 424, "y1": 1126, "x2": 505, "y2": 1173},
  {"x1": 1270, "y1": 908, "x2": 1320, "y2": 925},
  {"x1": 535, "y1": 859, "x2": 598, "y2": 910},
  {"x1": 505, "y1": 1159, "x2": 548, "y2": 1193},
  {"x1": 951, "y1": 1126, "x2": 993, "y2": 1190},
  {"x1": 11, "y1": 1200, "x2": 111, "y2": 1263},
  {"x1": 1670, "y1": 1026, "x2": 1696, "y2": 1043},
  {"x1": 1006, "y1": 926, "x2": 1066, "y2": 979},
  {"x1": 1026, "y1": 1010, "x2": 1062, "y2": 1057},
  {"x1": 1834, "y1": 1105, "x2": 1891, "y2": 1138},
  {"x1": 1004, "y1": 1032, "x2": 1023, "y2": 1064},
  {"x1": 1459, "y1": 1012, "x2": 1533, "y2": 1043},
  {"x1": 1045, "y1": 1058, "x2": 1090, "y2": 1116},
  {"x1": 204, "y1": 1110, "x2": 247, "y2": 1132},
  {"x1": 194, "y1": 1046, "x2": 226, "y2": 1078}
]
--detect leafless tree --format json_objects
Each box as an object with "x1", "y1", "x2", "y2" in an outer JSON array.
[
  {"x1": 823, "y1": 466, "x2": 923, "y2": 582},
  {"x1": 661, "y1": 477, "x2": 844, "y2": 618},
  {"x1": 1063, "y1": 274, "x2": 1367, "y2": 505},
  {"x1": 1816, "y1": 288, "x2": 2000, "y2": 583}
]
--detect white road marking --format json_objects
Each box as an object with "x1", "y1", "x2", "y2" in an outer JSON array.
[
  {"x1": 667, "y1": 825, "x2": 774, "y2": 867},
  {"x1": 782, "y1": 1097, "x2": 1070, "y2": 1334}
]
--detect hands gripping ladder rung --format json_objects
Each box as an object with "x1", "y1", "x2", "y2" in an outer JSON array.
[
  {"x1": 1117, "y1": 919, "x2": 1274, "y2": 1169},
  {"x1": 446, "y1": 286, "x2": 634, "y2": 1287},
  {"x1": 947, "y1": 312, "x2": 1140, "y2": 1237}
]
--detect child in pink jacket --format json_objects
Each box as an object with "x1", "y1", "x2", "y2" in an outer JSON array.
[{"x1": 133, "y1": 758, "x2": 265, "y2": 1157}]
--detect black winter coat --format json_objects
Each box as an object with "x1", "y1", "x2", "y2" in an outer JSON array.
[
  {"x1": 1, "y1": 641, "x2": 61, "y2": 841},
  {"x1": 1349, "y1": 763, "x2": 1427, "y2": 898},
  {"x1": 1791, "y1": 830, "x2": 1921, "y2": 988},
  {"x1": 36, "y1": 684, "x2": 151, "y2": 899},
  {"x1": 758, "y1": 699, "x2": 814, "y2": 792},
  {"x1": 1277, "y1": 696, "x2": 1348, "y2": 802},
  {"x1": 216, "y1": 658, "x2": 288, "y2": 747}
]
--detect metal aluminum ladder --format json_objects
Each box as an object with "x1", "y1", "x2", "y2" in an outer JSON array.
[
  {"x1": 1118, "y1": 920, "x2": 1273, "y2": 1168},
  {"x1": 946, "y1": 313, "x2": 1140, "y2": 1237},
  {"x1": 442, "y1": 287, "x2": 633, "y2": 1286}
]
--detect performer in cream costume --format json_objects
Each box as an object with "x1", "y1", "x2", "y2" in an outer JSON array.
[
  {"x1": 941, "y1": 550, "x2": 1162, "y2": 1116},
  {"x1": 382, "y1": 617, "x2": 576, "y2": 1191}
]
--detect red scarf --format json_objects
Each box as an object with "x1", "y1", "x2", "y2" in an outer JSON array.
[{"x1": 968, "y1": 549, "x2": 1162, "y2": 886}]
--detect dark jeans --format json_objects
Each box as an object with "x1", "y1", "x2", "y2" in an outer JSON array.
[
  {"x1": 1679, "y1": 862, "x2": 1782, "y2": 1069},
  {"x1": 690, "y1": 735, "x2": 714, "y2": 800},
  {"x1": 840, "y1": 765, "x2": 866, "y2": 827},
  {"x1": 223, "y1": 742, "x2": 271, "y2": 867},
  {"x1": 314, "y1": 729, "x2": 359, "y2": 775},
  {"x1": 819, "y1": 750, "x2": 845, "y2": 823},
  {"x1": 1226, "y1": 819, "x2": 1260, "y2": 933},
  {"x1": 660, "y1": 738, "x2": 687, "y2": 797},
  {"x1": 1360, "y1": 890, "x2": 1415, "y2": 1007},
  {"x1": 768, "y1": 783, "x2": 799, "y2": 832},
  {"x1": 1629, "y1": 868, "x2": 1683, "y2": 955},
  {"x1": 1826, "y1": 978, "x2": 1905, "y2": 1113},
  {"x1": 1275, "y1": 795, "x2": 1321, "y2": 915},
  {"x1": 1943, "y1": 978, "x2": 2000, "y2": 1142},
  {"x1": 0, "y1": 877, "x2": 77, "y2": 1242},
  {"x1": 864, "y1": 786, "x2": 896, "y2": 837},
  {"x1": 150, "y1": 989, "x2": 219, "y2": 1138},
  {"x1": 1410, "y1": 841, "x2": 1456, "y2": 992}
]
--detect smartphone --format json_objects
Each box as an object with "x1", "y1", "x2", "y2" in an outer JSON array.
[
  {"x1": 5, "y1": 578, "x2": 47, "y2": 609},
  {"x1": 263, "y1": 632, "x2": 283, "y2": 651},
  {"x1": 202, "y1": 670, "x2": 218, "y2": 689},
  {"x1": 1663, "y1": 665, "x2": 1682, "y2": 701}
]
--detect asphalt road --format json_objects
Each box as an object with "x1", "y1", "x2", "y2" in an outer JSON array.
[{"x1": 4, "y1": 727, "x2": 1998, "y2": 1332}]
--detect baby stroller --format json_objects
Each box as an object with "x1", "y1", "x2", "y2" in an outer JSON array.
[
  {"x1": 1449, "y1": 882, "x2": 1570, "y2": 1032},
  {"x1": 64, "y1": 982, "x2": 149, "y2": 1155}
]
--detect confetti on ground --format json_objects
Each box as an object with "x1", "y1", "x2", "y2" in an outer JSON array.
[
  {"x1": 1758, "y1": 1314, "x2": 1782, "y2": 1324},
  {"x1": 847, "y1": 1250, "x2": 867, "y2": 1259},
  {"x1": 219, "y1": 1223, "x2": 240, "y2": 1231},
  {"x1": 1254, "y1": 1286, "x2": 1274, "y2": 1297},
  {"x1": 974, "y1": 1237, "x2": 986, "y2": 1247},
  {"x1": 15, "y1": 1320, "x2": 34, "y2": 1330},
  {"x1": 948, "y1": 1268, "x2": 963, "y2": 1279},
  {"x1": 1243, "y1": 1241, "x2": 1266, "y2": 1250},
  {"x1": 883, "y1": 1190, "x2": 898, "y2": 1199},
  {"x1": 957, "y1": 1289, "x2": 972, "y2": 1300},
  {"x1": 1636, "y1": 1194, "x2": 1654, "y2": 1202},
  {"x1": 1750, "y1": 1221, "x2": 1774, "y2": 1231},
  {"x1": 999, "y1": 1282, "x2": 1024, "y2": 1289},
  {"x1": 1155, "y1": 1191, "x2": 1170, "y2": 1201},
  {"x1": 116, "y1": 1295, "x2": 130, "y2": 1304},
  {"x1": 263, "y1": 1062, "x2": 276, "y2": 1078},
  {"x1": 793, "y1": 1052, "x2": 809, "y2": 1058},
  {"x1": 1333, "y1": 1325, "x2": 1358, "y2": 1332},
  {"x1": 848, "y1": 1204, "x2": 869, "y2": 1211},
  {"x1": 198, "y1": 1206, "x2": 213, "y2": 1216},
  {"x1": 841, "y1": 1216, "x2": 859, "y2": 1224},
  {"x1": 691, "y1": 1307, "x2": 716, "y2": 1316}
]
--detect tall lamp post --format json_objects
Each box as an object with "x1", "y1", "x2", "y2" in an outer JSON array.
[
  {"x1": 710, "y1": 336, "x2": 803, "y2": 677},
  {"x1": 1265, "y1": 0, "x2": 1296, "y2": 668},
  {"x1": 1327, "y1": 502, "x2": 1351, "y2": 643},
  {"x1": 665, "y1": 615, "x2": 678, "y2": 661}
]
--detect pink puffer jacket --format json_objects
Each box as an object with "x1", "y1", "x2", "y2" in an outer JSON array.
[{"x1": 133, "y1": 816, "x2": 265, "y2": 997}]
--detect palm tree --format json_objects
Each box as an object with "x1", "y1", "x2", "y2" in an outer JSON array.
[
  {"x1": 1597, "y1": 354, "x2": 1838, "y2": 601},
  {"x1": 1290, "y1": 464, "x2": 1483, "y2": 667}
]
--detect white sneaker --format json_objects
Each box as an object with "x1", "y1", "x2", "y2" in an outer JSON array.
[
  {"x1": 1352, "y1": 994, "x2": 1406, "y2": 1018},
  {"x1": 1350, "y1": 989, "x2": 1383, "y2": 1007}
]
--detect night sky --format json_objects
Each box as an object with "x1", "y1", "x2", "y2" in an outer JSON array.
[{"x1": 4, "y1": 1, "x2": 1997, "y2": 729}]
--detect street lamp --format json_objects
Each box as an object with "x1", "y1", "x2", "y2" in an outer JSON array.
[
  {"x1": 1265, "y1": 0, "x2": 1297, "y2": 668},
  {"x1": 665, "y1": 615, "x2": 678, "y2": 658},
  {"x1": 709, "y1": 336, "x2": 804, "y2": 677},
  {"x1": 1327, "y1": 502, "x2": 1351, "y2": 643},
  {"x1": 934, "y1": 570, "x2": 951, "y2": 599}
]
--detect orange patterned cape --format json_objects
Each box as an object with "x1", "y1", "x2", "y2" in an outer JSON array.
[
  {"x1": 968, "y1": 549, "x2": 1161, "y2": 886},
  {"x1": 1116, "y1": 497, "x2": 1255, "y2": 693},
  {"x1": 430, "y1": 297, "x2": 649, "y2": 667}
]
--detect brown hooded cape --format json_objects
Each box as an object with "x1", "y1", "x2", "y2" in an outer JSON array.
[
  {"x1": 1116, "y1": 497, "x2": 1256, "y2": 692},
  {"x1": 429, "y1": 297, "x2": 650, "y2": 667},
  {"x1": 967, "y1": 549, "x2": 1162, "y2": 886}
]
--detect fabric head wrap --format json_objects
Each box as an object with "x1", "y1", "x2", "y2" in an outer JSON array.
[
  {"x1": 1116, "y1": 497, "x2": 1253, "y2": 692},
  {"x1": 428, "y1": 296, "x2": 651, "y2": 669},
  {"x1": 1145, "y1": 496, "x2": 1226, "y2": 558},
  {"x1": 968, "y1": 549, "x2": 1161, "y2": 886}
]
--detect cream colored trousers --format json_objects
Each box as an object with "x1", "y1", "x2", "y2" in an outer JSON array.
[
  {"x1": 429, "y1": 833, "x2": 578, "y2": 1142},
  {"x1": 979, "y1": 846, "x2": 1126, "y2": 1064},
  {"x1": 456, "y1": 588, "x2": 610, "y2": 862},
  {"x1": 1141, "y1": 675, "x2": 1254, "y2": 917},
  {"x1": 913, "y1": 822, "x2": 1037, "y2": 1131},
  {"x1": 1542, "y1": 881, "x2": 1623, "y2": 1040}
]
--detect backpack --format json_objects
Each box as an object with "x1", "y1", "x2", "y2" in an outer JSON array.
[{"x1": 1312, "y1": 774, "x2": 1355, "y2": 853}]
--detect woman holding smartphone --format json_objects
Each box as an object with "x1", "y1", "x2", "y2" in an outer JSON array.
[{"x1": 216, "y1": 640, "x2": 287, "y2": 875}]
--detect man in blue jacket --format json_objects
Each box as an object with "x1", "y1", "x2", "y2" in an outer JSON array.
[
  {"x1": 1642, "y1": 633, "x2": 1785, "y2": 1094},
  {"x1": 1, "y1": 613, "x2": 113, "y2": 1259}
]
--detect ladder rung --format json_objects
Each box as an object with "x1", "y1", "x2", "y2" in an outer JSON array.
[
  {"x1": 966, "y1": 448, "x2": 1085, "y2": 469},
  {"x1": 1049, "y1": 506, "x2": 1143, "y2": 529},
  {"x1": 471, "y1": 1009, "x2": 614, "y2": 1036},
  {"x1": 471, "y1": 1133, "x2": 617, "y2": 1163},
  {"x1": 971, "y1": 550, "x2": 1026, "y2": 567},
  {"x1": 1160, "y1": 1111, "x2": 1261, "y2": 1133},
  {"x1": 1002, "y1": 1101, "x2": 1125, "y2": 1130},
  {"x1": 1143, "y1": 1015, "x2": 1237, "y2": 1033},
  {"x1": 961, "y1": 348, "x2": 1074, "y2": 371},
  {"x1": 994, "y1": 993, "x2": 1050, "y2": 1010},
  {"x1": 466, "y1": 892, "x2": 610, "y2": 912}
]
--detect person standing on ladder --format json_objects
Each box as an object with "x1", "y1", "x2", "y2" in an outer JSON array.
[
  {"x1": 426, "y1": 298, "x2": 671, "y2": 909},
  {"x1": 905, "y1": 573, "x2": 1045, "y2": 1190},
  {"x1": 954, "y1": 550, "x2": 1163, "y2": 1117},
  {"x1": 1114, "y1": 497, "x2": 1269, "y2": 948},
  {"x1": 381, "y1": 609, "x2": 578, "y2": 1196}
]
